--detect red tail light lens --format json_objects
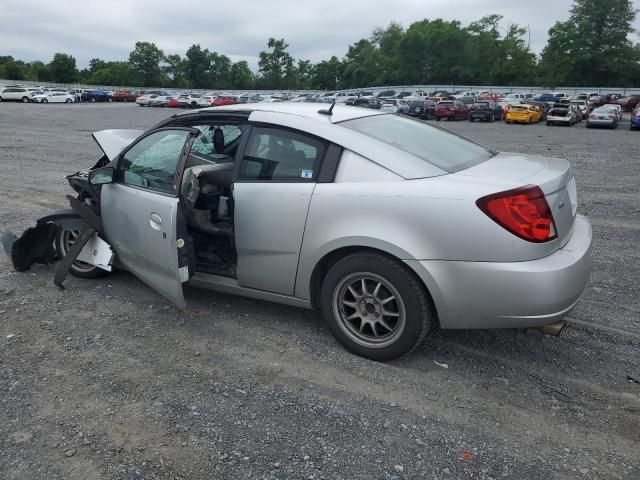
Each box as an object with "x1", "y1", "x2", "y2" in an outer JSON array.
[
  {"x1": 476, "y1": 185, "x2": 557, "y2": 243},
  {"x1": 589, "y1": 114, "x2": 596, "y2": 119}
]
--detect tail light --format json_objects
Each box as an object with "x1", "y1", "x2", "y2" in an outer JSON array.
[
  {"x1": 589, "y1": 114, "x2": 596, "y2": 119},
  {"x1": 607, "y1": 115, "x2": 615, "y2": 120},
  {"x1": 476, "y1": 185, "x2": 557, "y2": 243}
]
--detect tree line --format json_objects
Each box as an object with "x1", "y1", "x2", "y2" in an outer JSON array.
[{"x1": 1, "y1": 0, "x2": 638, "y2": 90}]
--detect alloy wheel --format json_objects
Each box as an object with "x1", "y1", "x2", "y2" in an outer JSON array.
[{"x1": 332, "y1": 272, "x2": 406, "y2": 348}]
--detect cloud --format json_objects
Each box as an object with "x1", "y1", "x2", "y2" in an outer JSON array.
[{"x1": 2, "y1": 0, "x2": 638, "y2": 69}]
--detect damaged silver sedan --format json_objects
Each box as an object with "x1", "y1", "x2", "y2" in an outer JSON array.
[{"x1": 3, "y1": 103, "x2": 593, "y2": 360}]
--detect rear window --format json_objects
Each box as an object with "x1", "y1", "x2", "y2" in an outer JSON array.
[
  {"x1": 510, "y1": 106, "x2": 527, "y2": 111},
  {"x1": 340, "y1": 114, "x2": 494, "y2": 173}
]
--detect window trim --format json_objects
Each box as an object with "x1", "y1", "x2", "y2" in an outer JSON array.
[
  {"x1": 113, "y1": 127, "x2": 198, "y2": 197},
  {"x1": 233, "y1": 124, "x2": 328, "y2": 184}
]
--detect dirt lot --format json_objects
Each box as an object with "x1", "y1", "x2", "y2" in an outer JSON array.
[{"x1": 1, "y1": 103, "x2": 639, "y2": 480}]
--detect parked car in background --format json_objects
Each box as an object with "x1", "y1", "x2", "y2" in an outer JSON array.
[
  {"x1": 435, "y1": 100, "x2": 469, "y2": 121},
  {"x1": 0, "y1": 87, "x2": 32, "y2": 103},
  {"x1": 239, "y1": 93, "x2": 263, "y2": 104},
  {"x1": 547, "y1": 105, "x2": 577, "y2": 126},
  {"x1": 112, "y1": 91, "x2": 139, "y2": 102},
  {"x1": 375, "y1": 90, "x2": 397, "y2": 99},
  {"x1": 349, "y1": 97, "x2": 382, "y2": 109},
  {"x1": 469, "y1": 101, "x2": 503, "y2": 122},
  {"x1": 82, "y1": 90, "x2": 113, "y2": 103},
  {"x1": 586, "y1": 106, "x2": 619, "y2": 129},
  {"x1": 167, "y1": 97, "x2": 180, "y2": 108},
  {"x1": 602, "y1": 104, "x2": 623, "y2": 121},
  {"x1": 630, "y1": 105, "x2": 640, "y2": 131},
  {"x1": 332, "y1": 92, "x2": 353, "y2": 103},
  {"x1": 149, "y1": 95, "x2": 176, "y2": 107},
  {"x1": 391, "y1": 92, "x2": 414, "y2": 100},
  {"x1": 407, "y1": 99, "x2": 437, "y2": 119},
  {"x1": 136, "y1": 94, "x2": 159, "y2": 106},
  {"x1": 32, "y1": 92, "x2": 74, "y2": 104},
  {"x1": 211, "y1": 95, "x2": 239, "y2": 106},
  {"x1": 177, "y1": 94, "x2": 209, "y2": 108},
  {"x1": 477, "y1": 92, "x2": 499, "y2": 101},
  {"x1": 528, "y1": 101, "x2": 550, "y2": 120},
  {"x1": 380, "y1": 99, "x2": 409, "y2": 114},
  {"x1": 614, "y1": 95, "x2": 640, "y2": 112},
  {"x1": 570, "y1": 100, "x2": 590, "y2": 119},
  {"x1": 533, "y1": 93, "x2": 556, "y2": 104},
  {"x1": 505, "y1": 104, "x2": 542, "y2": 124}
]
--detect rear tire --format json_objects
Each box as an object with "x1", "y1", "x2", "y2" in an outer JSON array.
[
  {"x1": 320, "y1": 252, "x2": 434, "y2": 361},
  {"x1": 22, "y1": 96, "x2": 29, "y2": 103},
  {"x1": 54, "y1": 227, "x2": 108, "y2": 279},
  {"x1": 65, "y1": 98, "x2": 72, "y2": 103}
]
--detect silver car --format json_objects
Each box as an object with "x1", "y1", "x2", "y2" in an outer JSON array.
[
  {"x1": 586, "y1": 106, "x2": 619, "y2": 129},
  {"x1": 4, "y1": 104, "x2": 592, "y2": 360}
]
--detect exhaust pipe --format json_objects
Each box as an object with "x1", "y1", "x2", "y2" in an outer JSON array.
[{"x1": 532, "y1": 320, "x2": 566, "y2": 336}]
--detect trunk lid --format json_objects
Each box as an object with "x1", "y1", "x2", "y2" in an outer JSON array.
[{"x1": 456, "y1": 152, "x2": 577, "y2": 246}]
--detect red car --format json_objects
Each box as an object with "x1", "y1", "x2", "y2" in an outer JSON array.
[
  {"x1": 477, "y1": 92, "x2": 499, "y2": 102},
  {"x1": 211, "y1": 95, "x2": 239, "y2": 107},
  {"x1": 614, "y1": 95, "x2": 640, "y2": 112},
  {"x1": 111, "y1": 91, "x2": 139, "y2": 102},
  {"x1": 167, "y1": 97, "x2": 180, "y2": 108},
  {"x1": 435, "y1": 100, "x2": 470, "y2": 121}
]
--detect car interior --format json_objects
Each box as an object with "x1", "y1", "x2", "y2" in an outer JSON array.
[{"x1": 180, "y1": 123, "x2": 247, "y2": 278}]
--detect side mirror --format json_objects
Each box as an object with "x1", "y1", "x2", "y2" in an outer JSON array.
[{"x1": 89, "y1": 166, "x2": 114, "y2": 185}]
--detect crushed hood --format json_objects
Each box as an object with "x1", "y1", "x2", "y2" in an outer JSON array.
[{"x1": 92, "y1": 129, "x2": 144, "y2": 161}]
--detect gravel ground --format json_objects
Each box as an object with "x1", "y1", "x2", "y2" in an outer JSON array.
[{"x1": 1, "y1": 103, "x2": 639, "y2": 480}]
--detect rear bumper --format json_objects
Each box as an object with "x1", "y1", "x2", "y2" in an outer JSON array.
[
  {"x1": 406, "y1": 215, "x2": 593, "y2": 329},
  {"x1": 588, "y1": 120, "x2": 615, "y2": 127}
]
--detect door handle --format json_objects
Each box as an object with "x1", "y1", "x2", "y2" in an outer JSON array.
[{"x1": 150, "y1": 212, "x2": 162, "y2": 230}]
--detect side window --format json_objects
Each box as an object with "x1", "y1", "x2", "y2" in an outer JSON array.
[
  {"x1": 238, "y1": 127, "x2": 325, "y2": 182},
  {"x1": 190, "y1": 125, "x2": 245, "y2": 157},
  {"x1": 118, "y1": 129, "x2": 191, "y2": 194}
]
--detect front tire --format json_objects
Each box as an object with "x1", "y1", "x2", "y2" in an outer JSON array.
[
  {"x1": 320, "y1": 252, "x2": 434, "y2": 361},
  {"x1": 22, "y1": 96, "x2": 30, "y2": 103},
  {"x1": 55, "y1": 227, "x2": 108, "y2": 279}
]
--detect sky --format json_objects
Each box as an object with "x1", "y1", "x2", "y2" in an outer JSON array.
[{"x1": 2, "y1": 0, "x2": 640, "y2": 69}]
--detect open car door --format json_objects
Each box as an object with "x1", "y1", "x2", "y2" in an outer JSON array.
[{"x1": 98, "y1": 128, "x2": 197, "y2": 308}]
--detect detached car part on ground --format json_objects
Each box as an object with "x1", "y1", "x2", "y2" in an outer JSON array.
[{"x1": 2, "y1": 104, "x2": 593, "y2": 361}]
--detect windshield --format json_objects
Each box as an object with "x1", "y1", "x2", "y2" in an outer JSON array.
[{"x1": 340, "y1": 114, "x2": 494, "y2": 173}]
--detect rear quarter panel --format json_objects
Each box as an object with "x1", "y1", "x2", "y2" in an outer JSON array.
[{"x1": 294, "y1": 152, "x2": 570, "y2": 300}]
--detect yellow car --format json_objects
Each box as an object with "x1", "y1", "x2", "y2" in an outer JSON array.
[{"x1": 505, "y1": 104, "x2": 542, "y2": 124}]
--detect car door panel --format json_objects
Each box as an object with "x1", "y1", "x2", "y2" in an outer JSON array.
[
  {"x1": 232, "y1": 126, "x2": 325, "y2": 296},
  {"x1": 102, "y1": 185, "x2": 185, "y2": 307},
  {"x1": 100, "y1": 128, "x2": 196, "y2": 308},
  {"x1": 234, "y1": 183, "x2": 315, "y2": 295}
]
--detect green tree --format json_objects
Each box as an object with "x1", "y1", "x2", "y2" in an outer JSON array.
[
  {"x1": 90, "y1": 62, "x2": 136, "y2": 86},
  {"x1": 185, "y1": 44, "x2": 210, "y2": 88},
  {"x1": 28, "y1": 61, "x2": 51, "y2": 81},
  {"x1": 230, "y1": 61, "x2": 254, "y2": 89},
  {"x1": 340, "y1": 39, "x2": 380, "y2": 88},
  {"x1": 128, "y1": 41, "x2": 164, "y2": 86},
  {"x1": 4, "y1": 60, "x2": 24, "y2": 80},
  {"x1": 163, "y1": 54, "x2": 187, "y2": 87},
  {"x1": 48, "y1": 53, "x2": 77, "y2": 82},
  {"x1": 258, "y1": 38, "x2": 295, "y2": 89},
  {"x1": 209, "y1": 52, "x2": 232, "y2": 88},
  {"x1": 312, "y1": 56, "x2": 343, "y2": 90},
  {"x1": 540, "y1": 0, "x2": 639, "y2": 86}
]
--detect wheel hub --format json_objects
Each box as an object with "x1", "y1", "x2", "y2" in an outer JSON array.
[{"x1": 332, "y1": 272, "x2": 406, "y2": 348}]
